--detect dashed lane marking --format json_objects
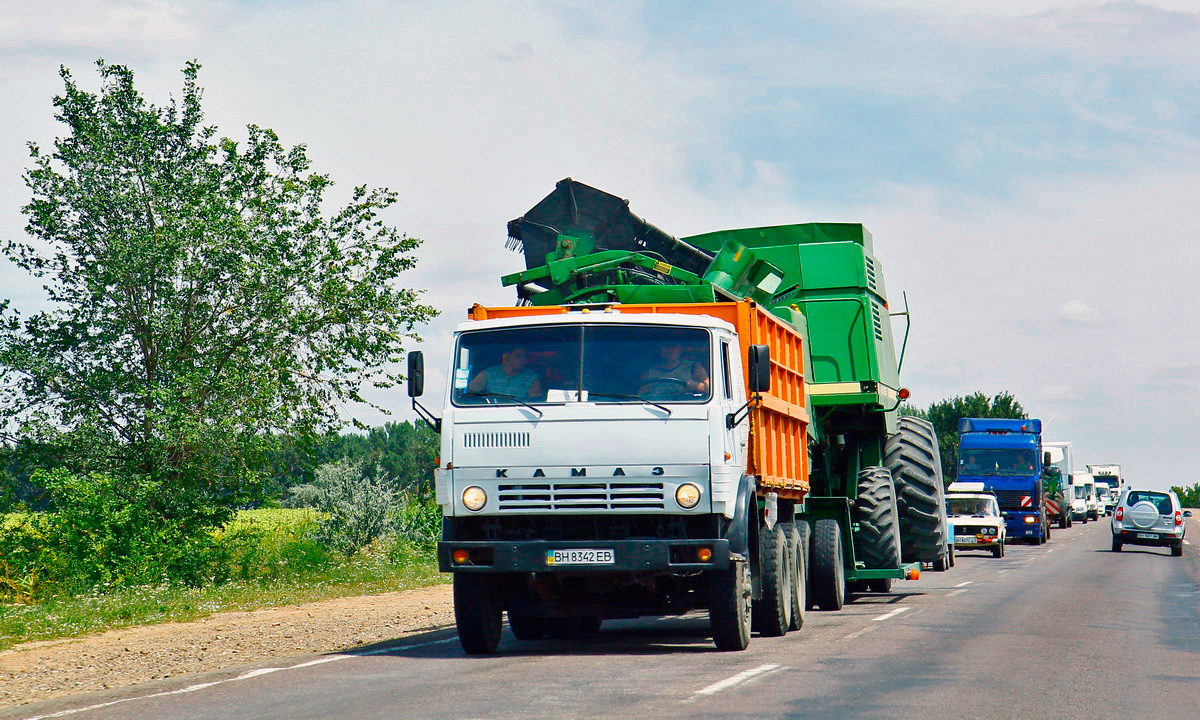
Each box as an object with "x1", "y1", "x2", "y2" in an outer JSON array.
[
  {"x1": 952, "y1": 581, "x2": 973, "y2": 588},
  {"x1": 947, "y1": 589, "x2": 969, "y2": 597},
  {"x1": 844, "y1": 625, "x2": 880, "y2": 640},
  {"x1": 692, "y1": 664, "x2": 783, "y2": 697},
  {"x1": 871, "y1": 606, "x2": 911, "y2": 622},
  {"x1": 18, "y1": 636, "x2": 460, "y2": 720}
]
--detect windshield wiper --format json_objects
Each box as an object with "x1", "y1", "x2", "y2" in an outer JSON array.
[
  {"x1": 464, "y1": 392, "x2": 544, "y2": 417},
  {"x1": 588, "y1": 393, "x2": 672, "y2": 416}
]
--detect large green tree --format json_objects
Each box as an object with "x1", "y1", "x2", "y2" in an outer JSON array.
[
  {"x1": 904, "y1": 391, "x2": 1027, "y2": 483},
  {"x1": 0, "y1": 60, "x2": 435, "y2": 527}
]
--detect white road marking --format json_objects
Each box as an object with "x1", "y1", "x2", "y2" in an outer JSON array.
[
  {"x1": 996, "y1": 569, "x2": 1011, "y2": 574},
  {"x1": 693, "y1": 664, "x2": 782, "y2": 697},
  {"x1": 1047, "y1": 549, "x2": 1054, "y2": 553},
  {"x1": 871, "y1": 606, "x2": 911, "y2": 622},
  {"x1": 843, "y1": 625, "x2": 880, "y2": 639},
  {"x1": 947, "y1": 589, "x2": 968, "y2": 597},
  {"x1": 18, "y1": 636, "x2": 460, "y2": 720},
  {"x1": 953, "y1": 581, "x2": 973, "y2": 588},
  {"x1": 1185, "y1": 540, "x2": 1191, "y2": 545}
]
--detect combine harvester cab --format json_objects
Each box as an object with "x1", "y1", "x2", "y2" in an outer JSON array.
[
  {"x1": 957, "y1": 418, "x2": 1051, "y2": 543},
  {"x1": 414, "y1": 179, "x2": 945, "y2": 655}
]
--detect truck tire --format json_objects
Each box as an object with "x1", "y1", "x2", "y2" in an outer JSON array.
[
  {"x1": 854, "y1": 467, "x2": 902, "y2": 572},
  {"x1": 885, "y1": 416, "x2": 949, "y2": 565},
  {"x1": 782, "y1": 522, "x2": 806, "y2": 631},
  {"x1": 454, "y1": 574, "x2": 503, "y2": 654},
  {"x1": 708, "y1": 559, "x2": 752, "y2": 651},
  {"x1": 1058, "y1": 510, "x2": 1068, "y2": 529},
  {"x1": 752, "y1": 524, "x2": 791, "y2": 637},
  {"x1": 507, "y1": 610, "x2": 546, "y2": 640},
  {"x1": 811, "y1": 519, "x2": 845, "y2": 611},
  {"x1": 797, "y1": 520, "x2": 814, "y2": 610}
]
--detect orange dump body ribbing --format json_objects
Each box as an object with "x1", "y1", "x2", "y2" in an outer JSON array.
[{"x1": 467, "y1": 300, "x2": 810, "y2": 501}]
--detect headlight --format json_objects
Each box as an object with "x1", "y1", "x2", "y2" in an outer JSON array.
[
  {"x1": 675, "y1": 483, "x2": 702, "y2": 509},
  {"x1": 462, "y1": 486, "x2": 487, "y2": 511}
]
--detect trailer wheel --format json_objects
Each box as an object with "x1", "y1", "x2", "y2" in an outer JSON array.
[
  {"x1": 752, "y1": 524, "x2": 791, "y2": 636},
  {"x1": 811, "y1": 519, "x2": 845, "y2": 611},
  {"x1": 708, "y1": 559, "x2": 752, "y2": 651},
  {"x1": 854, "y1": 467, "x2": 902, "y2": 573},
  {"x1": 1059, "y1": 511, "x2": 1068, "y2": 529},
  {"x1": 885, "y1": 417, "x2": 949, "y2": 565},
  {"x1": 454, "y1": 574, "x2": 503, "y2": 654},
  {"x1": 507, "y1": 610, "x2": 546, "y2": 641},
  {"x1": 782, "y1": 522, "x2": 806, "y2": 631}
]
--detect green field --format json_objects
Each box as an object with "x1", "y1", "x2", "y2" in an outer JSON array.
[{"x1": 0, "y1": 508, "x2": 444, "y2": 651}]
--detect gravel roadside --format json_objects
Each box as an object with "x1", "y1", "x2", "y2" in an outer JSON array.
[{"x1": 0, "y1": 583, "x2": 453, "y2": 710}]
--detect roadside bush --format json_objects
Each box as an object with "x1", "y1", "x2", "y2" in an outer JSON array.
[
  {"x1": 393, "y1": 490, "x2": 442, "y2": 549},
  {"x1": 216, "y1": 509, "x2": 331, "y2": 581},
  {"x1": 311, "y1": 459, "x2": 399, "y2": 555}
]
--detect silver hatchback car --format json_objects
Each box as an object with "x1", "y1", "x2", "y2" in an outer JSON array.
[{"x1": 1111, "y1": 488, "x2": 1189, "y2": 556}]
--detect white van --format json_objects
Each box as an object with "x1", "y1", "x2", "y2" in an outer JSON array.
[{"x1": 1070, "y1": 472, "x2": 1099, "y2": 522}]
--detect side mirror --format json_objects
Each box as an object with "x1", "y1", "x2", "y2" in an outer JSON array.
[
  {"x1": 748, "y1": 344, "x2": 771, "y2": 393},
  {"x1": 1185, "y1": 510, "x2": 1194, "y2": 518},
  {"x1": 407, "y1": 351, "x2": 425, "y2": 398},
  {"x1": 1043, "y1": 451, "x2": 1051, "y2": 466}
]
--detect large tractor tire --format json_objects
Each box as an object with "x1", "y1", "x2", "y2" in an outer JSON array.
[
  {"x1": 752, "y1": 524, "x2": 792, "y2": 637},
  {"x1": 782, "y1": 522, "x2": 806, "y2": 631},
  {"x1": 708, "y1": 559, "x2": 752, "y2": 651},
  {"x1": 886, "y1": 416, "x2": 950, "y2": 566},
  {"x1": 854, "y1": 466, "x2": 902, "y2": 573},
  {"x1": 454, "y1": 574, "x2": 503, "y2": 654},
  {"x1": 811, "y1": 519, "x2": 845, "y2": 611}
]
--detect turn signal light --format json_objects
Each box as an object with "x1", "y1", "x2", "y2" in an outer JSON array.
[
  {"x1": 905, "y1": 567, "x2": 920, "y2": 581},
  {"x1": 452, "y1": 549, "x2": 470, "y2": 565},
  {"x1": 697, "y1": 547, "x2": 713, "y2": 562},
  {"x1": 1023, "y1": 516, "x2": 1037, "y2": 524}
]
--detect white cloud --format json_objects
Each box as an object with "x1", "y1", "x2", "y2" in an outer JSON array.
[{"x1": 1057, "y1": 299, "x2": 1104, "y2": 328}]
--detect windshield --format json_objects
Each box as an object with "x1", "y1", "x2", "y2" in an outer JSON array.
[
  {"x1": 958, "y1": 449, "x2": 1037, "y2": 476},
  {"x1": 1075, "y1": 486, "x2": 1089, "y2": 499},
  {"x1": 947, "y1": 498, "x2": 996, "y2": 516},
  {"x1": 452, "y1": 324, "x2": 712, "y2": 407},
  {"x1": 1126, "y1": 491, "x2": 1173, "y2": 513}
]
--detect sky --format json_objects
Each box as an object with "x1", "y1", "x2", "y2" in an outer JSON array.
[{"x1": 1, "y1": 0, "x2": 1198, "y2": 490}]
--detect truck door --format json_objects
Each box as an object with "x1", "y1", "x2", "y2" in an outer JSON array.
[{"x1": 721, "y1": 339, "x2": 748, "y2": 468}]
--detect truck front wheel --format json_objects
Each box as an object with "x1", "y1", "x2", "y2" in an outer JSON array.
[
  {"x1": 811, "y1": 519, "x2": 845, "y2": 611},
  {"x1": 709, "y1": 559, "x2": 752, "y2": 651},
  {"x1": 454, "y1": 574, "x2": 503, "y2": 654}
]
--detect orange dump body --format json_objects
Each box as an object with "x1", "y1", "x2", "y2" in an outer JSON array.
[{"x1": 468, "y1": 300, "x2": 810, "y2": 501}]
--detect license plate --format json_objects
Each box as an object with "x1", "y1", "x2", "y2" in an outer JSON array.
[
  {"x1": 1136, "y1": 533, "x2": 1157, "y2": 539},
  {"x1": 546, "y1": 549, "x2": 615, "y2": 565},
  {"x1": 956, "y1": 536, "x2": 978, "y2": 544}
]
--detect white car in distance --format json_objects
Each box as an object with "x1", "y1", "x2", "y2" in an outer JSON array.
[{"x1": 946, "y1": 482, "x2": 1007, "y2": 558}]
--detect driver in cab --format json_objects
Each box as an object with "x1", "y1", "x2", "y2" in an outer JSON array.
[{"x1": 639, "y1": 342, "x2": 710, "y2": 399}]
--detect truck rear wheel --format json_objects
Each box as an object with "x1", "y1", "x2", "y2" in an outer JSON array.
[
  {"x1": 708, "y1": 559, "x2": 752, "y2": 651},
  {"x1": 797, "y1": 520, "x2": 814, "y2": 610},
  {"x1": 782, "y1": 522, "x2": 806, "y2": 631},
  {"x1": 854, "y1": 467, "x2": 902, "y2": 573},
  {"x1": 811, "y1": 519, "x2": 845, "y2": 611},
  {"x1": 885, "y1": 417, "x2": 949, "y2": 565},
  {"x1": 752, "y1": 524, "x2": 792, "y2": 637},
  {"x1": 454, "y1": 574, "x2": 503, "y2": 654}
]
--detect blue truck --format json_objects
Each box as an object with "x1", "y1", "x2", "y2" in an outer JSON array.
[{"x1": 956, "y1": 418, "x2": 1050, "y2": 544}]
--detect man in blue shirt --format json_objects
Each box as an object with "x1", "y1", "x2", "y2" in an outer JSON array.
[{"x1": 467, "y1": 346, "x2": 543, "y2": 398}]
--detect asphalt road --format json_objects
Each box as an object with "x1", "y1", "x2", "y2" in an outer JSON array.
[{"x1": 10, "y1": 517, "x2": 1199, "y2": 720}]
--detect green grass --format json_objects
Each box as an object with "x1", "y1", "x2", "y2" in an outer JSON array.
[{"x1": 0, "y1": 508, "x2": 446, "y2": 651}]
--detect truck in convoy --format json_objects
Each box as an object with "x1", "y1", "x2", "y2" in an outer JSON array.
[
  {"x1": 1071, "y1": 472, "x2": 1099, "y2": 522},
  {"x1": 409, "y1": 179, "x2": 948, "y2": 654},
  {"x1": 956, "y1": 418, "x2": 1051, "y2": 544},
  {"x1": 1087, "y1": 464, "x2": 1122, "y2": 515},
  {"x1": 1042, "y1": 441, "x2": 1075, "y2": 529}
]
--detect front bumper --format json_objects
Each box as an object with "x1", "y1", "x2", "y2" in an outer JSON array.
[
  {"x1": 1112, "y1": 529, "x2": 1184, "y2": 547},
  {"x1": 954, "y1": 535, "x2": 1001, "y2": 547},
  {"x1": 438, "y1": 538, "x2": 732, "y2": 573}
]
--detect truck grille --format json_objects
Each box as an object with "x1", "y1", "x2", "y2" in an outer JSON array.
[
  {"x1": 992, "y1": 490, "x2": 1028, "y2": 510},
  {"x1": 463, "y1": 431, "x2": 530, "y2": 449},
  {"x1": 497, "y1": 482, "x2": 665, "y2": 511}
]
